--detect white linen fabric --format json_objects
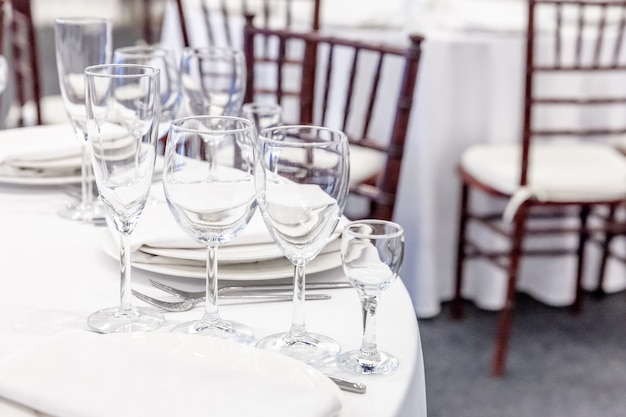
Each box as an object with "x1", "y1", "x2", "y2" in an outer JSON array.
[
  {"x1": 0, "y1": 330, "x2": 342, "y2": 417},
  {"x1": 130, "y1": 203, "x2": 277, "y2": 251},
  {"x1": 0, "y1": 124, "x2": 80, "y2": 177}
]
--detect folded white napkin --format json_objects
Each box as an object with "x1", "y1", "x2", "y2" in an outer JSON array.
[
  {"x1": 0, "y1": 330, "x2": 342, "y2": 417},
  {"x1": 0, "y1": 124, "x2": 81, "y2": 177},
  {"x1": 131, "y1": 203, "x2": 274, "y2": 251}
]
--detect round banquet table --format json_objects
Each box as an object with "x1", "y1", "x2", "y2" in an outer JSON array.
[
  {"x1": 0, "y1": 124, "x2": 426, "y2": 416},
  {"x1": 160, "y1": 0, "x2": 626, "y2": 318}
]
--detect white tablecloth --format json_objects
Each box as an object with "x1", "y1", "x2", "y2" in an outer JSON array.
[{"x1": 0, "y1": 125, "x2": 425, "y2": 416}]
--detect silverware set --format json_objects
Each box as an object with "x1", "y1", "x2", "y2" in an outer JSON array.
[{"x1": 132, "y1": 279, "x2": 352, "y2": 313}]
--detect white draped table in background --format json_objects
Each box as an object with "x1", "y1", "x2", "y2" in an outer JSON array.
[{"x1": 161, "y1": 0, "x2": 626, "y2": 319}]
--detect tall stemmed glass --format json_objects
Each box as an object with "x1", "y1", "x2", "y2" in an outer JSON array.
[
  {"x1": 55, "y1": 17, "x2": 111, "y2": 222},
  {"x1": 163, "y1": 116, "x2": 257, "y2": 343},
  {"x1": 84, "y1": 64, "x2": 164, "y2": 333},
  {"x1": 113, "y1": 46, "x2": 181, "y2": 155},
  {"x1": 255, "y1": 125, "x2": 350, "y2": 365},
  {"x1": 338, "y1": 220, "x2": 404, "y2": 375},
  {"x1": 179, "y1": 47, "x2": 245, "y2": 117}
]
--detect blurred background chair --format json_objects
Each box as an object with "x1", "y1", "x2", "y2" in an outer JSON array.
[
  {"x1": 243, "y1": 14, "x2": 424, "y2": 221},
  {"x1": 174, "y1": 0, "x2": 321, "y2": 48},
  {"x1": 1, "y1": 0, "x2": 67, "y2": 127},
  {"x1": 452, "y1": 0, "x2": 626, "y2": 376}
]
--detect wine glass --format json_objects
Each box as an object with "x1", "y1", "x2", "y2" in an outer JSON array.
[
  {"x1": 55, "y1": 17, "x2": 111, "y2": 222},
  {"x1": 338, "y1": 219, "x2": 404, "y2": 375},
  {"x1": 255, "y1": 125, "x2": 350, "y2": 366},
  {"x1": 163, "y1": 115, "x2": 257, "y2": 343},
  {"x1": 84, "y1": 64, "x2": 164, "y2": 333},
  {"x1": 113, "y1": 45, "x2": 181, "y2": 155},
  {"x1": 179, "y1": 46, "x2": 245, "y2": 117},
  {"x1": 241, "y1": 102, "x2": 282, "y2": 134}
]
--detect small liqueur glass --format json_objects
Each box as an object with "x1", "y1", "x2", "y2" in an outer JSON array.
[{"x1": 338, "y1": 219, "x2": 404, "y2": 375}]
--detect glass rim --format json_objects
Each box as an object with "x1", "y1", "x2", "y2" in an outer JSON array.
[
  {"x1": 55, "y1": 16, "x2": 111, "y2": 25},
  {"x1": 171, "y1": 115, "x2": 254, "y2": 135},
  {"x1": 182, "y1": 46, "x2": 244, "y2": 59},
  {"x1": 259, "y1": 125, "x2": 347, "y2": 147},
  {"x1": 242, "y1": 102, "x2": 282, "y2": 111},
  {"x1": 84, "y1": 63, "x2": 160, "y2": 78},
  {"x1": 343, "y1": 219, "x2": 404, "y2": 239},
  {"x1": 114, "y1": 45, "x2": 174, "y2": 58}
]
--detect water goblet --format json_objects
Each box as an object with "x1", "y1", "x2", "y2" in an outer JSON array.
[
  {"x1": 241, "y1": 102, "x2": 282, "y2": 134},
  {"x1": 55, "y1": 17, "x2": 111, "y2": 222},
  {"x1": 114, "y1": 45, "x2": 181, "y2": 155},
  {"x1": 338, "y1": 219, "x2": 404, "y2": 375},
  {"x1": 163, "y1": 115, "x2": 257, "y2": 343},
  {"x1": 179, "y1": 46, "x2": 245, "y2": 117},
  {"x1": 84, "y1": 64, "x2": 164, "y2": 333},
  {"x1": 255, "y1": 125, "x2": 350, "y2": 366}
]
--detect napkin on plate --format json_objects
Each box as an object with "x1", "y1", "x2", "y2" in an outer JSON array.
[
  {"x1": 0, "y1": 330, "x2": 342, "y2": 417},
  {"x1": 130, "y1": 203, "x2": 274, "y2": 252},
  {"x1": 0, "y1": 124, "x2": 82, "y2": 178}
]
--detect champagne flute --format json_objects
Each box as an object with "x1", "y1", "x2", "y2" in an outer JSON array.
[
  {"x1": 338, "y1": 219, "x2": 404, "y2": 375},
  {"x1": 55, "y1": 17, "x2": 111, "y2": 222},
  {"x1": 84, "y1": 64, "x2": 164, "y2": 333},
  {"x1": 163, "y1": 115, "x2": 257, "y2": 343},
  {"x1": 179, "y1": 46, "x2": 245, "y2": 117},
  {"x1": 255, "y1": 125, "x2": 350, "y2": 366},
  {"x1": 113, "y1": 46, "x2": 181, "y2": 155}
]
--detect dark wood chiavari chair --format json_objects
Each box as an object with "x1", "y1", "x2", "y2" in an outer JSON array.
[
  {"x1": 1, "y1": 0, "x2": 43, "y2": 127},
  {"x1": 243, "y1": 14, "x2": 424, "y2": 221},
  {"x1": 174, "y1": 0, "x2": 321, "y2": 48},
  {"x1": 453, "y1": 0, "x2": 626, "y2": 376}
]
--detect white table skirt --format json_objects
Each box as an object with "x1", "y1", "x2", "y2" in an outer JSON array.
[{"x1": 0, "y1": 126, "x2": 425, "y2": 417}]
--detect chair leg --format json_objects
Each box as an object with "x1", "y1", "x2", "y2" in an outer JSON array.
[
  {"x1": 452, "y1": 183, "x2": 470, "y2": 319},
  {"x1": 491, "y1": 203, "x2": 528, "y2": 377},
  {"x1": 594, "y1": 204, "x2": 616, "y2": 299},
  {"x1": 571, "y1": 205, "x2": 591, "y2": 314}
]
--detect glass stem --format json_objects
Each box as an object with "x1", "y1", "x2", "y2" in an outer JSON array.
[
  {"x1": 288, "y1": 262, "x2": 306, "y2": 340},
  {"x1": 202, "y1": 246, "x2": 220, "y2": 324},
  {"x1": 119, "y1": 231, "x2": 133, "y2": 315},
  {"x1": 359, "y1": 295, "x2": 380, "y2": 358},
  {"x1": 80, "y1": 143, "x2": 95, "y2": 207}
]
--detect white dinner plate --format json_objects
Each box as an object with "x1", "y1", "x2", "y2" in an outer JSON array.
[
  {"x1": 140, "y1": 236, "x2": 342, "y2": 264},
  {"x1": 101, "y1": 231, "x2": 343, "y2": 280}
]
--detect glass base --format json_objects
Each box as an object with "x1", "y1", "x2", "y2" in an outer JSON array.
[
  {"x1": 171, "y1": 318, "x2": 255, "y2": 345},
  {"x1": 256, "y1": 331, "x2": 340, "y2": 366},
  {"x1": 59, "y1": 200, "x2": 106, "y2": 223},
  {"x1": 87, "y1": 306, "x2": 164, "y2": 333},
  {"x1": 338, "y1": 349, "x2": 399, "y2": 375}
]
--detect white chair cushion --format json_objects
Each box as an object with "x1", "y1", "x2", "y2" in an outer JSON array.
[
  {"x1": 349, "y1": 144, "x2": 385, "y2": 188},
  {"x1": 41, "y1": 95, "x2": 69, "y2": 125},
  {"x1": 461, "y1": 142, "x2": 626, "y2": 219}
]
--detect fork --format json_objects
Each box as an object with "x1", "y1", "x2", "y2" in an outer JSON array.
[
  {"x1": 132, "y1": 289, "x2": 331, "y2": 312},
  {"x1": 149, "y1": 279, "x2": 352, "y2": 300}
]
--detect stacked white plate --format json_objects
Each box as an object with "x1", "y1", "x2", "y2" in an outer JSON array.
[{"x1": 101, "y1": 203, "x2": 345, "y2": 280}]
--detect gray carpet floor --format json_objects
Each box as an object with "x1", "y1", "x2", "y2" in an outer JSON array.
[{"x1": 419, "y1": 292, "x2": 626, "y2": 417}]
